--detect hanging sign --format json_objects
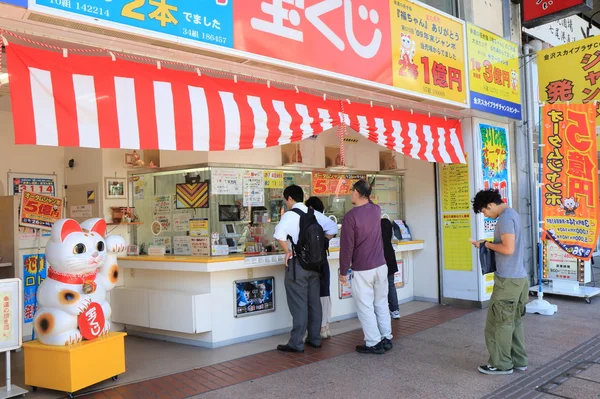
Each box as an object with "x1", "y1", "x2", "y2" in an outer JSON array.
[
  {"x1": 541, "y1": 103, "x2": 598, "y2": 260},
  {"x1": 537, "y1": 34, "x2": 600, "y2": 124},
  {"x1": 390, "y1": 0, "x2": 467, "y2": 105},
  {"x1": 467, "y1": 24, "x2": 521, "y2": 119},
  {"x1": 31, "y1": 0, "x2": 233, "y2": 48},
  {"x1": 312, "y1": 173, "x2": 366, "y2": 196},
  {"x1": 522, "y1": 0, "x2": 593, "y2": 29},
  {"x1": 19, "y1": 191, "x2": 63, "y2": 230}
]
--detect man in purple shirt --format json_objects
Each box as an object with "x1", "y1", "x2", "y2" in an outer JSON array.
[{"x1": 339, "y1": 180, "x2": 393, "y2": 355}]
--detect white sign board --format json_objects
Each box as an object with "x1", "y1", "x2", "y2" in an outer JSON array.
[
  {"x1": 524, "y1": 16, "x2": 600, "y2": 47},
  {"x1": 0, "y1": 279, "x2": 22, "y2": 352}
]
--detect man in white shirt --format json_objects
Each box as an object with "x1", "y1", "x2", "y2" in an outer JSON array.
[{"x1": 273, "y1": 185, "x2": 337, "y2": 353}]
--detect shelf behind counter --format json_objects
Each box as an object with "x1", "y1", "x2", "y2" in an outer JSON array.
[{"x1": 117, "y1": 240, "x2": 425, "y2": 273}]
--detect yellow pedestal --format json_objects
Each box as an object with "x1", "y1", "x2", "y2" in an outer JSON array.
[{"x1": 22, "y1": 332, "x2": 126, "y2": 395}]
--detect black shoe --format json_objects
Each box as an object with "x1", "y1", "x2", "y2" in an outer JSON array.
[
  {"x1": 305, "y1": 340, "x2": 321, "y2": 349},
  {"x1": 478, "y1": 365, "x2": 513, "y2": 375},
  {"x1": 380, "y1": 338, "x2": 393, "y2": 351},
  {"x1": 277, "y1": 344, "x2": 304, "y2": 353},
  {"x1": 356, "y1": 342, "x2": 385, "y2": 355}
]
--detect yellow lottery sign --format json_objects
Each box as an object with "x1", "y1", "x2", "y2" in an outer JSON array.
[
  {"x1": 538, "y1": 34, "x2": 600, "y2": 123},
  {"x1": 390, "y1": 0, "x2": 467, "y2": 105},
  {"x1": 467, "y1": 23, "x2": 522, "y2": 119}
]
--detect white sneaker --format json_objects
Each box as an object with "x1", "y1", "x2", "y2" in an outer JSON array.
[
  {"x1": 391, "y1": 310, "x2": 400, "y2": 319},
  {"x1": 478, "y1": 365, "x2": 513, "y2": 375},
  {"x1": 514, "y1": 366, "x2": 528, "y2": 372}
]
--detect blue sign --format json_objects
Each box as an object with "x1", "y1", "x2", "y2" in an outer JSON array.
[
  {"x1": 0, "y1": 0, "x2": 27, "y2": 7},
  {"x1": 33, "y1": 0, "x2": 233, "y2": 48},
  {"x1": 470, "y1": 91, "x2": 522, "y2": 121}
]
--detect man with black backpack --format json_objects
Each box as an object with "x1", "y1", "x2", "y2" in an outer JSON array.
[{"x1": 274, "y1": 185, "x2": 338, "y2": 353}]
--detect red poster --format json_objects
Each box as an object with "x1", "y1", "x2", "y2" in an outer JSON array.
[
  {"x1": 541, "y1": 103, "x2": 599, "y2": 260},
  {"x1": 234, "y1": 0, "x2": 392, "y2": 85},
  {"x1": 522, "y1": 0, "x2": 592, "y2": 28},
  {"x1": 312, "y1": 173, "x2": 366, "y2": 196}
]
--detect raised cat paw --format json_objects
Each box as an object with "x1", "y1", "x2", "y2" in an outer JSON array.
[{"x1": 106, "y1": 235, "x2": 126, "y2": 253}]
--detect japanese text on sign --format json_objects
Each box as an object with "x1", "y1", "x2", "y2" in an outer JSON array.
[
  {"x1": 23, "y1": 254, "x2": 47, "y2": 324},
  {"x1": 390, "y1": 0, "x2": 467, "y2": 104},
  {"x1": 467, "y1": 23, "x2": 521, "y2": 119},
  {"x1": 541, "y1": 103, "x2": 599, "y2": 260},
  {"x1": 234, "y1": 0, "x2": 393, "y2": 91},
  {"x1": 19, "y1": 192, "x2": 63, "y2": 231},
  {"x1": 312, "y1": 173, "x2": 366, "y2": 196},
  {"x1": 538, "y1": 34, "x2": 600, "y2": 123},
  {"x1": 32, "y1": 0, "x2": 233, "y2": 47},
  {"x1": 11, "y1": 177, "x2": 56, "y2": 197}
]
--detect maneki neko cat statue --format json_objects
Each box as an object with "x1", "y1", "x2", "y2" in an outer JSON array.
[{"x1": 33, "y1": 218, "x2": 125, "y2": 346}]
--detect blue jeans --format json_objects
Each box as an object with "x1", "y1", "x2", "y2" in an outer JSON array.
[{"x1": 388, "y1": 274, "x2": 399, "y2": 312}]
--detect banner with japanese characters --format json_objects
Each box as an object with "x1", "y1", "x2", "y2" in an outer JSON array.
[
  {"x1": 541, "y1": 103, "x2": 599, "y2": 260},
  {"x1": 467, "y1": 24, "x2": 521, "y2": 119},
  {"x1": 22, "y1": 253, "x2": 47, "y2": 324},
  {"x1": 390, "y1": 0, "x2": 467, "y2": 105},
  {"x1": 538, "y1": 35, "x2": 600, "y2": 124},
  {"x1": 19, "y1": 191, "x2": 63, "y2": 231},
  {"x1": 30, "y1": 0, "x2": 233, "y2": 48}
]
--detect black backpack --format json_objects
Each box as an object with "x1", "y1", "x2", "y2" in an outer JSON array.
[{"x1": 289, "y1": 208, "x2": 326, "y2": 272}]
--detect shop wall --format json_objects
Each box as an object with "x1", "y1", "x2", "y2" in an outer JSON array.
[
  {"x1": 0, "y1": 99, "x2": 65, "y2": 198},
  {"x1": 160, "y1": 150, "x2": 208, "y2": 168},
  {"x1": 403, "y1": 157, "x2": 439, "y2": 302},
  {"x1": 471, "y1": 0, "x2": 504, "y2": 37}
]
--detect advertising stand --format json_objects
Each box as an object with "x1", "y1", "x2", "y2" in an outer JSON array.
[{"x1": 0, "y1": 278, "x2": 27, "y2": 399}]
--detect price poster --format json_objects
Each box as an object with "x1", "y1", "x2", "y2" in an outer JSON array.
[
  {"x1": 153, "y1": 195, "x2": 172, "y2": 214},
  {"x1": 544, "y1": 240, "x2": 582, "y2": 282},
  {"x1": 264, "y1": 171, "x2": 284, "y2": 189},
  {"x1": 173, "y1": 211, "x2": 191, "y2": 232},
  {"x1": 212, "y1": 168, "x2": 243, "y2": 195},
  {"x1": 312, "y1": 173, "x2": 366, "y2": 196},
  {"x1": 439, "y1": 158, "x2": 470, "y2": 212},
  {"x1": 9, "y1": 173, "x2": 57, "y2": 196},
  {"x1": 189, "y1": 219, "x2": 209, "y2": 237},
  {"x1": 19, "y1": 191, "x2": 63, "y2": 230},
  {"x1": 243, "y1": 170, "x2": 264, "y2": 207},
  {"x1": 441, "y1": 213, "x2": 473, "y2": 271},
  {"x1": 191, "y1": 237, "x2": 210, "y2": 256}
]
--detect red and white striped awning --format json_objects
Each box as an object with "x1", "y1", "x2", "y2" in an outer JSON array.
[{"x1": 6, "y1": 43, "x2": 465, "y2": 164}]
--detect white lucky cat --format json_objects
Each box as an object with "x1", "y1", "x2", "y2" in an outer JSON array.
[{"x1": 33, "y1": 218, "x2": 125, "y2": 346}]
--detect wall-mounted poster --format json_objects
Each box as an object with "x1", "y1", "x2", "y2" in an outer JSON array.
[
  {"x1": 153, "y1": 195, "x2": 172, "y2": 214},
  {"x1": 234, "y1": 277, "x2": 275, "y2": 318},
  {"x1": 20, "y1": 192, "x2": 63, "y2": 230},
  {"x1": 243, "y1": 170, "x2": 264, "y2": 207},
  {"x1": 212, "y1": 168, "x2": 243, "y2": 195},
  {"x1": 176, "y1": 183, "x2": 208, "y2": 209},
  {"x1": 8, "y1": 172, "x2": 57, "y2": 196}
]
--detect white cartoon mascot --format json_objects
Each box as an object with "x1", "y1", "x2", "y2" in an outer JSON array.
[
  {"x1": 511, "y1": 69, "x2": 519, "y2": 91},
  {"x1": 33, "y1": 218, "x2": 125, "y2": 346},
  {"x1": 401, "y1": 33, "x2": 416, "y2": 64},
  {"x1": 560, "y1": 197, "x2": 579, "y2": 216}
]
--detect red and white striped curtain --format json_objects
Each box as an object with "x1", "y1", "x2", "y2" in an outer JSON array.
[{"x1": 6, "y1": 43, "x2": 465, "y2": 164}]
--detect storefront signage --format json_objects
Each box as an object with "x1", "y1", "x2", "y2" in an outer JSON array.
[
  {"x1": 212, "y1": 168, "x2": 243, "y2": 195},
  {"x1": 8, "y1": 173, "x2": 57, "y2": 196},
  {"x1": 23, "y1": 253, "x2": 47, "y2": 324},
  {"x1": 467, "y1": 24, "x2": 521, "y2": 119},
  {"x1": 479, "y1": 123, "x2": 511, "y2": 239},
  {"x1": 522, "y1": 0, "x2": 593, "y2": 29},
  {"x1": 544, "y1": 240, "x2": 582, "y2": 282},
  {"x1": 312, "y1": 173, "x2": 366, "y2": 196},
  {"x1": 537, "y1": 34, "x2": 600, "y2": 124},
  {"x1": 264, "y1": 171, "x2": 284, "y2": 189},
  {"x1": 0, "y1": 0, "x2": 27, "y2": 7},
  {"x1": 30, "y1": 0, "x2": 233, "y2": 48},
  {"x1": 19, "y1": 191, "x2": 63, "y2": 230},
  {"x1": 541, "y1": 103, "x2": 598, "y2": 260},
  {"x1": 390, "y1": 0, "x2": 467, "y2": 105},
  {"x1": 523, "y1": 15, "x2": 600, "y2": 47},
  {"x1": 243, "y1": 170, "x2": 265, "y2": 207}
]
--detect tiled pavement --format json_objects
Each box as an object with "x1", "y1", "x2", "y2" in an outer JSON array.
[
  {"x1": 78, "y1": 305, "x2": 472, "y2": 399},
  {"x1": 484, "y1": 328, "x2": 600, "y2": 399}
]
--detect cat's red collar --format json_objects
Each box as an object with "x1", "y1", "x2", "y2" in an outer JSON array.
[{"x1": 48, "y1": 268, "x2": 97, "y2": 284}]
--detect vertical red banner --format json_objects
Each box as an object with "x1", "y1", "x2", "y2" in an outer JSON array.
[{"x1": 541, "y1": 103, "x2": 599, "y2": 260}]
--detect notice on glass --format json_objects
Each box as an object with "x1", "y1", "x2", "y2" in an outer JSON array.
[
  {"x1": 243, "y1": 170, "x2": 264, "y2": 207},
  {"x1": 153, "y1": 236, "x2": 172, "y2": 253},
  {"x1": 173, "y1": 236, "x2": 192, "y2": 256},
  {"x1": 133, "y1": 175, "x2": 145, "y2": 200},
  {"x1": 264, "y1": 170, "x2": 284, "y2": 189},
  {"x1": 173, "y1": 212, "x2": 191, "y2": 232},
  {"x1": 442, "y1": 214, "x2": 473, "y2": 271},
  {"x1": 191, "y1": 237, "x2": 210, "y2": 256},
  {"x1": 153, "y1": 195, "x2": 172, "y2": 214},
  {"x1": 439, "y1": 158, "x2": 470, "y2": 212},
  {"x1": 154, "y1": 214, "x2": 172, "y2": 232},
  {"x1": 189, "y1": 219, "x2": 209, "y2": 237},
  {"x1": 212, "y1": 168, "x2": 243, "y2": 195}
]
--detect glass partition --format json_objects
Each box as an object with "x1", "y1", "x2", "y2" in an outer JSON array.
[{"x1": 130, "y1": 166, "x2": 404, "y2": 256}]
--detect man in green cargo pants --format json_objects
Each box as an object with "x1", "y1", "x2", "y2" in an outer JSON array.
[{"x1": 471, "y1": 189, "x2": 529, "y2": 375}]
